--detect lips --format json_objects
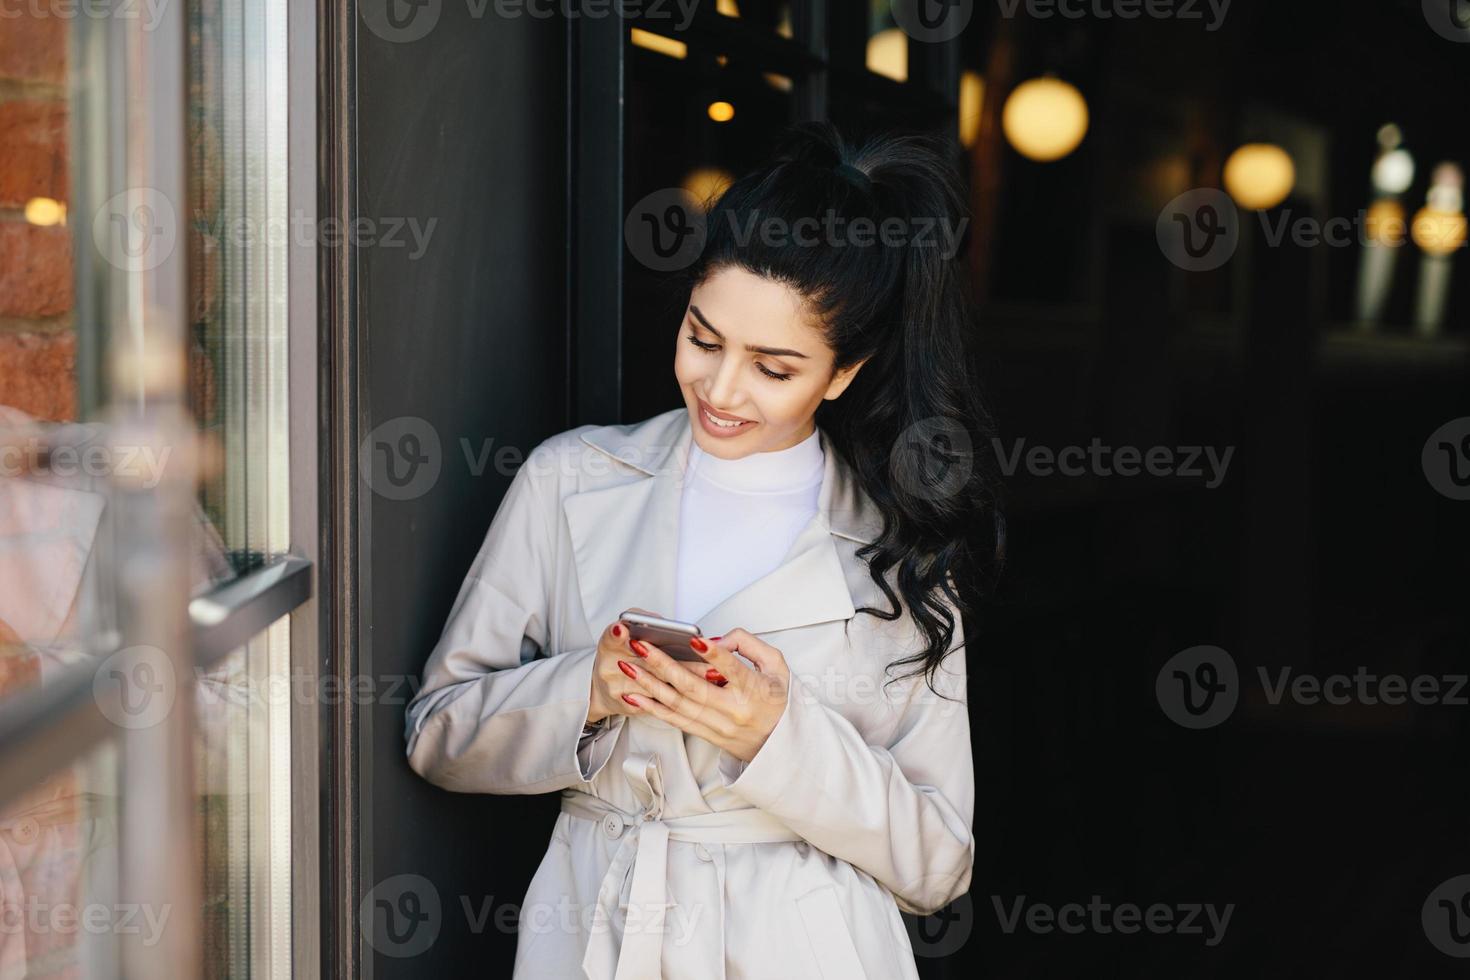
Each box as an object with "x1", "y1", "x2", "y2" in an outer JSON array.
[
  {"x1": 700, "y1": 399, "x2": 752, "y2": 423},
  {"x1": 696, "y1": 399, "x2": 755, "y2": 436}
]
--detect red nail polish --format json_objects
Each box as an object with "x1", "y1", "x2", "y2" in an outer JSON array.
[
  {"x1": 612, "y1": 624, "x2": 622, "y2": 637},
  {"x1": 617, "y1": 660, "x2": 638, "y2": 679},
  {"x1": 705, "y1": 668, "x2": 727, "y2": 685},
  {"x1": 709, "y1": 635, "x2": 722, "y2": 643},
  {"x1": 622, "y1": 693, "x2": 640, "y2": 707},
  {"x1": 690, "y1": 637, "x2": 708, "y2": 653},
  {"x1": 630, "y1": 639, "x2": 648, "y2": 658}
]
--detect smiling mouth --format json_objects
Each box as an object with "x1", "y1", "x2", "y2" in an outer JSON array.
[
  {"x1": 704, "y1": 408, "x2": 750, "y2": 428},
  {"x1": 698, "y1": 399, "x2": 754, "y2": 429}
]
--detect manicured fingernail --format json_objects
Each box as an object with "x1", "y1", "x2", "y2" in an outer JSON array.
[
  {"x1": 689, "y1": 637, "x2": 708, "y2": 653},
  {"x1": 709, "y1": 635, "x2": 722, "y2": 643},
  {"x1": 630, "y1": 639, "x2": 648, "y2": 658},
  {"x1": 622, "y1": 693, "x2": 640, "y2": 707},
  {"x1": 612, "y1": 624, "x2": 622, "y2": 637},
  {"x1": 617, "y1": 660, "x2": 637, "y2": 679},
  {"x1": 705, "y1": 668, "x2": 727, "y2": 685}
]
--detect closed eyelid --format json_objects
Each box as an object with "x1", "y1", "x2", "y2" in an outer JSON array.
[{"x1": 686, "y1": 333, "x2": 793, "y2": 379}]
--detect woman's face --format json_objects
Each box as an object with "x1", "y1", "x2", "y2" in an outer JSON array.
[{"x1": 674, "y1": 266, "x2": 865, "y2": 458}]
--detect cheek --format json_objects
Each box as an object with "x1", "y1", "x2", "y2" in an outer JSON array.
[
  {"x1": 673, "y1": 345, "x2": 705, "y2": 385},
  {"x1": 752, "y1": 379, "x2": 826, "y2": 426}
]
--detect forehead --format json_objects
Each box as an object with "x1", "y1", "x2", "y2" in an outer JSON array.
[{"x1": 690, "y1": 266, "x2": 824, "y2": 342}]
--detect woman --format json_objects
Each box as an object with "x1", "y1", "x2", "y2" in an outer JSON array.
[{"x1": 405, "y1": 121, "x2": 1004, "y2": 979}]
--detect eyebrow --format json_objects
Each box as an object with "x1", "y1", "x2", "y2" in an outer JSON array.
[{"x1": 688, "y1": 305, "x2": 810, "y2": 359}]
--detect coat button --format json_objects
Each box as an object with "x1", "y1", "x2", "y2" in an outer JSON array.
[
  {"x1": 11, "y1": 818, "x2": 39, "y2": 845},
  {"x1": 601, "y1": 813, "x2": 625, "y2": 839},
  {"x1": 694, "y1": 843, "x2": 712, "y2": 862}
]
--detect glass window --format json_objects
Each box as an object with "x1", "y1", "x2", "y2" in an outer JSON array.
[
  {"x1": 0, "y1": 4, "x2": 305, "y2": 980},
  {"x1": 196, "y1": 614, "x2": 292, "y2": 980},
  {"x1": 0, "y1": 742, "x2": 121, "y2": 978},
  {"x1": 188, "y1": 0, "x2": 294, "y2": 582}
]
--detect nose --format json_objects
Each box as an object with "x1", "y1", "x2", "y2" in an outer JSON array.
[{"x1": 704, "y1": 353, "x2": 743, "y2": 410}]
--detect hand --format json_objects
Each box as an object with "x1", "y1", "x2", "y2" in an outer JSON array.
[
  {"x1": 585, "y1": 608, "x2": 718, "y2": 725},
  {"x1": 617, "y1": 628, "x2": 790, "y2": 763}
]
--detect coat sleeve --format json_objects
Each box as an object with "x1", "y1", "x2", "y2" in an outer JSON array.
[
  {"x1": 716, "y1": 597, "x2": 975, "y2": 916},
  {"x1": 404, "y1": 451, "x2": 627, "y2": 794}
]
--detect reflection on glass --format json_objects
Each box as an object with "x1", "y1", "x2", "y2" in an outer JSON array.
[
  {"x1": 196, "y1": 614, "x2": 292, "y2": 980},
  {"x1": 188, "y1": 0, "x2": 293, "y2": 579},
  {"x1": 0, "y1": 742, "x2": 121, "y2": 978},
  {"x1": 0, "y1": 409, "x2": 232, "y2": 715}
]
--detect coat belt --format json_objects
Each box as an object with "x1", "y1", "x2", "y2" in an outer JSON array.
[{"x1": 560, "y1": 751, "x2": 801, "y2": 980}]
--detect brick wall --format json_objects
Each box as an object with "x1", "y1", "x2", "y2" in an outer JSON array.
[{"x1": 0, "y1": 10, "x2": 75, "y2": 422}]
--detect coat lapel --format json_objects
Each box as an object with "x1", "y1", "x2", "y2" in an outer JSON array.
[{"x1": 562, "y1": 408, "x2": 883, "y2": 639}]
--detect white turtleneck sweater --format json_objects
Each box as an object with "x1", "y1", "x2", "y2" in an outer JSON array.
[{"x1": 673, "y1": 425, "x2": 825, "y2": 624}]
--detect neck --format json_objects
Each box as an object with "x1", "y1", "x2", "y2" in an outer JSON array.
[{"x1": 688, "y1": 425, "x2": 824, "y2": 494}]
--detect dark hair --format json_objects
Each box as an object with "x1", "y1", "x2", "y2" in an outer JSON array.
[{"x1": 674, "y1": 121, "x2": 1006, "y2": 695}]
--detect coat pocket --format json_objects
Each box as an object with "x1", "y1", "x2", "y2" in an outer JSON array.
[{"x1": 795, "y1": 885, "x2": 869, "y2": 980}]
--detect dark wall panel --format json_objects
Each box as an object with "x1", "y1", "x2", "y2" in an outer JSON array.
[{"x1": 357, "y1": 6, "x2": 568, "y2": 974}]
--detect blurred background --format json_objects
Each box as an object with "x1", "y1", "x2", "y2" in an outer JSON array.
[{"x1": 0, "y1": 0, "x2": 1466, "y2": 976}]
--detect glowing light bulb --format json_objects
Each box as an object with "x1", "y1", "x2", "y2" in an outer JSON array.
[
  {"x1": 1002, "y1": 77, "x2": 1088, "y2": 163},
  {"x1": 1223, "y1": 143, "x2": 1295, "y2": 210}
]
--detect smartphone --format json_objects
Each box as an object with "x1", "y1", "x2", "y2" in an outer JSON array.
[{"x1": 619, "y1": 610, "x2": 705, "y2": 663}]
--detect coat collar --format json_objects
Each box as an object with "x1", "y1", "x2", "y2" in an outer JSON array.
[{"x1": 561, "y1": 408, "x2": 883, "y2": 639}]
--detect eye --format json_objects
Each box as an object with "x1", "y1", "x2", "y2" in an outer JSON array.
[{"x1": 687, "y1": 332, "x2": 791, "y2": 380}]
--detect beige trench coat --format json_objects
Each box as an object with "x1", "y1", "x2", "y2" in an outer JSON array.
[{"x1": 404, "y1": 407, "x2": 975, "y2": 979}]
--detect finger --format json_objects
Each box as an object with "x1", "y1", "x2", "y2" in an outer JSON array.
[
  {"x1": 625, "y1": 643, "x2": 734, "y2": 730},
  {"x1": 715, "y1": 628, "x2": 787, "y2": 675},
  {"x1": 604, "y1": 620, "x2": 633, "y2": 648},
  {"x1": 620, "y1": 656, "x2": 691, "y2": 713},
  {"x1": 627, "y1": 639, "x2": 713, "y2": 697},
  {"x1": 683, "y1": 636, "x2": 747, "y2": 686},
  {"x1": 626, "y1": 691, "x2": 727, "y2": 743},
  {"x1": 675, "y1": 659, "x2": 726, "y2": 686}
]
